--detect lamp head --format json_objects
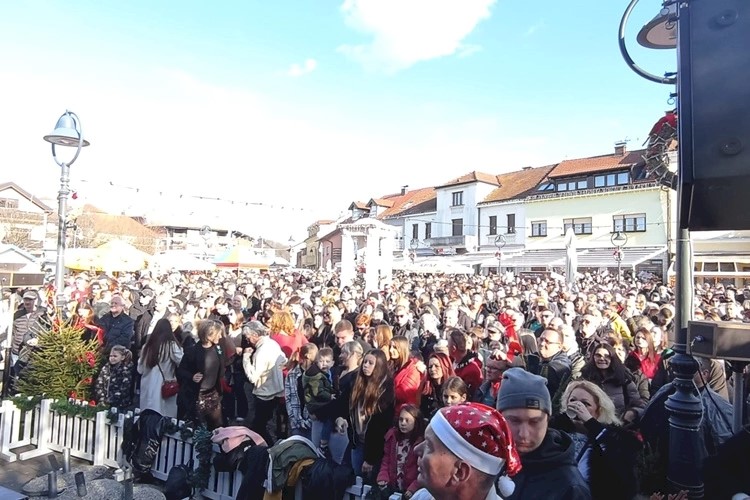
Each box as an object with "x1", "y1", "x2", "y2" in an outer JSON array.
[
  {"x1": 611, "y1": 231, "x2": 629, "y2": 247},
  {"x1": 410, "y1": 239, "x2": 419, "y2": 250},
  {"x1": 43, "y1": 112, "x2": 90, "y2": 147},
  {"x1": 637, "y1": 3, "x2": 677, "y2": 49}
]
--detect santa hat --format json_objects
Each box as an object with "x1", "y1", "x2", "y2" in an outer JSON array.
[{"x1": 431, "y1": 402, "x2": 522, "y2": 498}]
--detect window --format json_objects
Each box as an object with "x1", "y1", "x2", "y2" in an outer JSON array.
[
  {"x1": 595, "y1": 170, "x2": 630, "y2": 187},
  {"x1": 488, "y1": 216, "x2": 497, "y2": 235},
  {"x1": 452, "y1": 218, "x2": 463, "y2": 236},
  {"x1": 556, "y1": 178, "x2": 586, "y2": 192},
  {"x1": 412, "y1": 224, "x2": 418, "y2": 240},
  {"x1": 452, "y1": 191, "x2": 463, "y2": 206},
  {"x1": 563, "y1": 217, "x2": 592, "y2": 235},
  {"x1": 425, "y1": 223, "x2": 432, "y2": 239},
  {"x1": 537, "y1": 183, "x2": 554, "y2": 192},
  {"x1": 0, "y1": 198, "x2": 19, "y2": 209},
  {"x1": 531, "y1": 221, "x2": 547, "y2": 237},
  {"x1": 506, "y1": 214, "x2": 516, "y2": 234},
  {"x1": 613, "y1": 213, "x2": 646, "y2": 232}
]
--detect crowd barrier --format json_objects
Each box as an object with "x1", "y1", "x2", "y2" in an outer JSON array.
[{"x1": 0, "y1": 397, "x2": 398, "y2": 500}]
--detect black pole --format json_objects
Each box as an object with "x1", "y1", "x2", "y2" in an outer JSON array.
[{"x1": 666, "y1": 1, "x2": 704, "y2": 496}]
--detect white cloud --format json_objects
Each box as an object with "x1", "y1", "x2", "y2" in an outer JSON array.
[
  {"x1": 338, "y1": 0, "x2": 496, "y2": 72},
  {"x1": 287, "y1": 58, "x2": 318, "y2": 77}
]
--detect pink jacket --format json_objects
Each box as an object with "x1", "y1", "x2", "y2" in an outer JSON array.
[
  {"x1": 377, "y1": 428, "x2": 423, "y2": 495},
  {"x1": 211, "y1": 426, "x2": 266, "y2": 453}
]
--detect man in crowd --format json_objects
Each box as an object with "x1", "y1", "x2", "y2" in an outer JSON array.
[
  {"x1": 98, "y1": 294, "x2": 134, "y2": 353},
  {"x1": 497, "y1": 368, "x2": 590, "y2": 499},
  {"x1": 413, "y1": 402, "x2": 522, "y2": 500}
]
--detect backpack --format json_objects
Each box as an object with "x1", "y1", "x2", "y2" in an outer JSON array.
[{"x1": 164, "y1": 460, "x2": 193, "y2": 500}]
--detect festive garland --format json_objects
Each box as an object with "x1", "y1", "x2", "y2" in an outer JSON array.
[
  {"x1": 50, "y1": 398, "x2": 110, "y2": 420},
  {"x1": 8, "y1": 394, "x2": 45, "y2": 412},
  {"x1": 643, "y1": 110, "x2": 678, "y2": 187}
]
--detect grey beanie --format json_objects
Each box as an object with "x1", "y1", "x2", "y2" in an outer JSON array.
[{"x1": 497, "y1": 368, "x2": 552, "y2": 415}]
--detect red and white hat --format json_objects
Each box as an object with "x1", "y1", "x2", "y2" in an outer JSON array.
[{"x1": 431, "y1": 402, "x2": 522, "y2": 497}]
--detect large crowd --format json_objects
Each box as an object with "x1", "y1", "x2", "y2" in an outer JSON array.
[{"x1": 3, "y1": 267, "x2": 750, "y2": 499}]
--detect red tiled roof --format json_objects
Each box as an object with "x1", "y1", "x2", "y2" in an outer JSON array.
[
  {"x1": 378, "y1": 187, "x2": 437, "y2": 219},
  {"x1": 348, "y1": 201, "x2": 368, "y2": 210},
  {"x1": 436, "y1": 171, "x2": 501, "y2": 188},
  {"x1": 549, "y1": 149, "x2": 645, "y2": 178},
  {"x1": 369, "y1": 198, "x2": 394, "y2": 208},
  {"x1": 480, "y1": 165, "x2": 556, "y2": 204}
]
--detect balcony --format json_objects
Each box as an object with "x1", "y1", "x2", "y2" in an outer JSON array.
[{"x1": 426, "y1": 235, "x2": 476, "y2": 249}]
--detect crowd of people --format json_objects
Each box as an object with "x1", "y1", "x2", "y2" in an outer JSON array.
[{"x1": 3, "y1": 267, "x2": 750, "y2": 499}]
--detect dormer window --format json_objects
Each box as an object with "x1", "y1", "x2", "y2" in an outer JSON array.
[
  {"x1": 594, "y1": 171, "x2": 630, "y2": 187},
  {"x1": 536, "y1": 183, "x2": 554, "y2": 192},
  {"x1": 556, "y1": 178, "x2": 587, "y2": 192}
]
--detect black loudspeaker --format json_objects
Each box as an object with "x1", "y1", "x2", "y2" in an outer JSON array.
[{"x1": 679, "y1": 0, "x2": 750, "y2": 231}]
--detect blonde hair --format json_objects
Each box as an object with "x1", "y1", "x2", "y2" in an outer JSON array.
[
  {"x1": 562, "y1": 380, "x2": 621, "y2": 426},
  {"x1": 268, "y1": 310, "x2": 296, "y2": 335}
]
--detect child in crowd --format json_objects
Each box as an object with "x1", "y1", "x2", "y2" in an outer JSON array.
[
  {"x1": 441, "y1": 376, "x2": 469, "y2": 408},
  {"x1": 94, "y1": 345, "x2": 134, "y2": 409},
  {"x1": 377, "y1": 404, "x2": 425, "y2": 500},
  {"x1": 285, "y1": 343, "x2": 318, "y2": 438},
  {"x1": 302, "y1": 347, "x2": 336, "y2": 455}
]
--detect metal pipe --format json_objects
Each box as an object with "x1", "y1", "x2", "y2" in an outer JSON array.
[
  {"x1": 732, "y1": 368, "x2": 745, "y2": 433},
  {"x1": 54, "y1": 162, "x2": 70, "y2": 306},
  {"x1": 62, "y1": 448, "x2": 71, "y2": 473},
  {"x1": 47, "y1": 471, "x2": 58, "y2": 498}
]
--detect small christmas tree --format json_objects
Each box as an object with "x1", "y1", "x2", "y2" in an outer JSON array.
[{"x1": 17, "y1": 319, "x2": 100, "y2": 400}]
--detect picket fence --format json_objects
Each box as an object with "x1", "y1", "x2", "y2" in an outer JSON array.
[{"x1": 0, "y1": 397, "x2": 389, "y2": 500}]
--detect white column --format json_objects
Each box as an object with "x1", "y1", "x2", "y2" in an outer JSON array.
[
  {"x1": 380, "y1": 231, "x2": 394, "y2": 286},
  {"x1": 340, "y1": 230, "x2": 355, "y2": 288},
  {"x1": 365, "y1": 232, "x2": 379, "y2": 294}
]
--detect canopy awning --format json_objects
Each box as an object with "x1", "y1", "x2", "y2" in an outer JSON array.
[{"x1": 479, "y1": 246, "x2": 667, "y2": 269}]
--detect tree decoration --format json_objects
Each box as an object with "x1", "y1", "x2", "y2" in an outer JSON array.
[
  {"x1": 16, "y1": 319, "x2": 101, "y2": 400},
  {"x1": 9, "y1": 394, "x2": 44, "y2": 412}
]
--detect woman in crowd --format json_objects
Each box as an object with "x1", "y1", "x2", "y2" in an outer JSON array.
[
  {"x1": 552, "y1": 380, "x2": 643, "y2": 500},
  {"x1": 416, "y1": 352, "x2": 454, "y2": 420},
  {"x1": 370, "y1": 324, "x2": 393, "y2": 362},
  {"x1": 388, "y1": 336, "x2": 421, "y2": 413},
  {"x1": 338, "y1": 349, "x2": 394, "y2": 478},
  {"x1": 176, "y1": 320, "x2": 226, "y2": 429},
  {"x1": 269, "y1": 309, "x2": 308, "y2": 360},
  {"x1": 138, "y1": 318, "x2": 184, "y2": 418},
  {"x1": 311, "y1": 305, "x2": 340, "y2": 349},
  {"x1": 74, "y1": 302, "x2": 104, "y2": 344},
  {"x1": 284, "y1": 343, "x2": 318, "y2": 438},
  {"x1": 581, "y1": 343, "x2": 645, "y2": 423},
  {"x1": 627, "y1": 327, "x2": 661, "y2": 381}
]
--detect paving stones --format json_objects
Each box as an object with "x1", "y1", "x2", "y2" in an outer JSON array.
[{"x1": 22, "y1": 465, "x2": 111, "y2": 497}]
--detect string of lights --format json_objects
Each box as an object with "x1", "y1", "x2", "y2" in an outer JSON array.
[{"x1": 74, "y1": 179, "x2": 311, "y2": 212}]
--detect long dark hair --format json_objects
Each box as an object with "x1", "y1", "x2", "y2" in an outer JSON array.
[
  {"x1": 142, "y1": 318, "x2": 178, "y2": 369},
  {"x1": 581, "y1": 343, "x2": 631, "y2": 386},
  {"x1": 350, "y1": 349, "x2": 392, "y2": 417}
]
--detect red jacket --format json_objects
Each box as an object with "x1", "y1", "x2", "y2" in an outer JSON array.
[
  {"x1": 377, "y1": 428, "x2": 423, "y2": 494},
  {"x1": 393, "y1": 359, "x2": 422, "y2": 414}
]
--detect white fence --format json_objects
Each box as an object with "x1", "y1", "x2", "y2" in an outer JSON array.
[{"x1": 0, "y1": 398, "x2": 388, "y2": 500}]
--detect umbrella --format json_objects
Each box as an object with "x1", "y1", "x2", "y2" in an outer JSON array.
[
  {"x1": 66, "y1": 239, "x2": 151, "y2": 273},
  {"x1": 564, "y1": 227, "x2": 578, "y2": 291},
  {"x1": 214, "y1": 246, "x2": 273, "y2": 270}
]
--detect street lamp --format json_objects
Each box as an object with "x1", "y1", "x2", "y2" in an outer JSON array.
[
  {"x1": 610, "y1": 231, "x2": 628, "y2": 282},
  {"x1": 622, "y1": 1, "x2": 703, "y2": 494},
  {"x1": 43, "y1": 111, "x2": 90, "y2": 307},
  {"x1": 494, "y1": 235, "x2": 506, "y2": 274},
  {"x1": 409, "y1": 238, "x2": 418, "y2": 264}
]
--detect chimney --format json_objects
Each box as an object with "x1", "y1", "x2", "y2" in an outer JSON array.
[
  {"x1": 614, "y1": 141, "x2": 627, "y2": 156},
  {"x1": 522, "y1": 166, "x2": 532, "y2": 171},
  {"x1": 401, "y1": 185, "x2": 409, "y2": 195}
]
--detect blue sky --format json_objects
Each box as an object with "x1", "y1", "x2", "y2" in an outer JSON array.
[{"x1": 0, "y1": 0, "x2": 676, "y2": 242}]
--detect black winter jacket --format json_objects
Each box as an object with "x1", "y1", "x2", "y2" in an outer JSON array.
[{"x1": 507, "y1": 428, "x2": 592, "y2": 500}]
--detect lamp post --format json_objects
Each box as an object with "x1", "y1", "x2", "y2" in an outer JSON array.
[
  {"x1": 610, "y1": 231, "x2": 628, "y2": 282},
  {"x1": 625, "y1": 1, "x2": 703, "y2": 495},
  {"x1": 288, "y1": 236, "x2": 295, "y2": 267},
  {"x1": 494, "y1": 235, "x2": 506, "y2": 274},
  {"x1": 43, "y1": 111, "x2": 90, "y2": 307},
  {"x1": 409, "y1": 238, "x2": 418, "y2": 264}
]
